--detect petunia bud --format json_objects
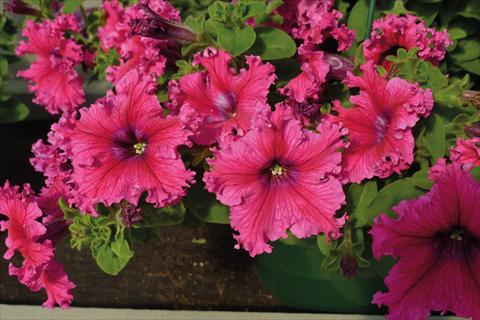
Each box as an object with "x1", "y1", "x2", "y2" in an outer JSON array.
[
  {"x1": 324, "y1": 53, "x2": 354, "y2": 80},
  {"x1": 462, "y1": 90, "x2": 480, "y2": 109},
  {"x1": 340, "y1": 251, "x2": 359, "y2": 279},
  {"x1": 120, "y1": 202, "x2": 142, "y2": 228},
  {"x1": 4, "y1": 0, "x2": 41, "y2": 16},
  {"x1": 130, "y1": 4, "x2": 196, "y2": 44},
  {"x1": 464, "y1": 123, "x2": 480, "y2": 138},
  {"x1": 38, "y1": 219, "x2": 70, "y2": 245}
]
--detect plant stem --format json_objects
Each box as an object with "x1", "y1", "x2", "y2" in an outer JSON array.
[{"x1": 365, "y1": 0, "x2": 376, "y2": 40}]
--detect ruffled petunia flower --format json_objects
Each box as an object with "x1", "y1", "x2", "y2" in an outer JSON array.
[
  {"x1": 364, "y1": 14, "x2": 451, "y2": 68},
  {"x1": 277, "y1": 0, "x2": 355, "y2": 51},
  {"x1": 280, "y1": 45, "x2": 330, "y2": 104},
  {"x1": 100, "y1": 0, "x2": 182, "y2": 83},
  {"x1": 370, "y1": 161, "x2": 480, "y2": 319},
  {"x1": 331, "y1": 61, "x2": 433, "y2": 183},
  {"x1": 66, "y1": 69, "x2": 194, "y2": 214},
  {"x1": 98, "y1": 0, "x2": 128, "y2": 52},
  {"x1": 450, "y1": 137, "x2": 480, "y2": 168},
  {"x1": 174, "y1": 47, "x2": 276, "y2": 146},
  {"x1": 0, "y1": 182, "x2": 75, "y2": 309},
  {"x1": 16, "y1": 15, "x2": 85, "y2": 115},
  {"x1": 204, "y1": 106, "x2": 347, "y2": 256}
]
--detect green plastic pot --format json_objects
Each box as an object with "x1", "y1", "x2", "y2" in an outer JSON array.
[{"x1": 254, "y1": 240, "x2": 386, "y2": 314}]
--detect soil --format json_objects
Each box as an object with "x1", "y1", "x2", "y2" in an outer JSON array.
[{"x1": 0, "y1": 121, "x2": 287, "y2": 311}]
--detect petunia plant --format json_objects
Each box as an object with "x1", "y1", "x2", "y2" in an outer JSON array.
[{"x1": 0, "y1": 0, "x2": 479, "y2": 319}]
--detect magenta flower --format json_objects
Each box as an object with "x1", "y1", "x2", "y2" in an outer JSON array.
[
  {"x1": 174, "y1": 48, "x2": 276, "y2": 146},
  {"x1": 100, "y1": 0, "x2": 181, "y2": 83},
  {"x1": 331, "y1": 62, "x2": 433, "y2": 183},
  {"x1": 98, "y1": 0, "x2": 128, "y2": 52},
  {"x1": 280, "y1": 45, "x2": 330, "y2": 104},
  {"x1": 371, "y1": 161, "x2": 480, "y2": 319},
  {"x1": 0, "y1": 182, "x2": 75, "y2": 309},
  {"x1": 16, "y1": 15, "x2": 85, "y2": 115},
  {"x1": 450, "y1": 138, "x2": 480, "y2": 168},
  {"x1": 278, "y1": 0, "x2": 355, "y2": 51},
  {"x1": 66, "y1": 70, "x2": 194, "y2": 214},
  {"x1": 204, "y1": 106, "x2": 346, "y2": 256},
  {"x1": 364, "y1": 14, "x2": 451, "y2": 68}
]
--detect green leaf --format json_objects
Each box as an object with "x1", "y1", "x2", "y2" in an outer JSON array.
[
  {"x1": 92, "y1": 243, "x2": 132, "y2": 276},
  {"x1": 91, "y1": 226, "x2": 133, "y2": 276},
  {"x1": 423, "y1": 114, "x2": 446, "y2": 162},
  {"x1": 450, "y1": 37, "x2": 480, "y2": 63},
  {"x1": 217, "y1": 26, "x2": 256, "y2": 56},
  {"x1": 249, "y1": 27, "x2": 296, "y2": 60},
  {"x1": 184, "y1": 14, "x2": 206, "y2": 34},
  {"x1": 455, "y1": 59, "x2": 480, "y2": 75},
  {"x1": 434, "y1": 75, "x2": 469, "y2": 108},
  {"x1": 366, "y1": 180, "x2": 424, "y2": 223},
  {"x1": 348, "y1": 181, "x2": 378, "y2": 228},
  {"x1": 471, "y1": 166, "x2": 480, "y2": 181},
  {"x1": 317, "y1": 234, "x2": 335, "y2": 256},
  {"x1": 183, "y1": 172, "x2": 230, "y2": 224},
  {"x1": 347, "y1": 0, "x2": 369, "y2": 41},
  {"x1": 456, "y1": 0, "x2": 480, "y2": 20},
  {"x1": 0, "y1": 100, "x2": 29, "y2": 124},
  {"x1": 408, "y1": 169, "x2": 433, "y2": 190},
  {"x1": 59, "y1": 197, "x2": 81, "y2": 220},
  {"x1": 137, "y1": 202, "x2": 186, "y2": 227},
  {"x1": 242, "y1": 1, "x2": 267, "y2": 21},
  {"x1": 62, "y1": 0, "x2": 82, "y2": 13},
  {"x1": 0, "y1": 56, "x2": 8, "y2": 77},
  {"x1": 266, "y1": 0, "x2": 284, "y2": 14},
  {"x1": 448, "y1": 18, "x2": 480, "y2": 40}
]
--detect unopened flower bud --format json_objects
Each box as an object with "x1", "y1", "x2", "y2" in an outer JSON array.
[
  {"x1": 324, "y1": 53, "x2": 354, "y2": 80},
  {"x1": 340, "y1": 252, "x2": 359, "y2": 279}
]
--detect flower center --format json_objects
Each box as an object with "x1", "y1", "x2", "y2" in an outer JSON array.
[
  {"x1": 133, "y1": 142, "x2": 147, "y2": 155},
  {"x1": 374, "y1": 114, "x2": 390, "y2": 143},
  {"x1": 271, "y1": 163, "x2": 284, "y2": 176},
  {"x1": 435, "y1": 226, "x2": 480, "y2": 261},
  {"x1": 214, "y1": 91, "x2": 237, "y2": 118}
]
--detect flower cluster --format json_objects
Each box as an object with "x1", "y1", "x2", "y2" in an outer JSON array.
[
  {"x1": 0, "y1": 182, "x2": 74, "y2": 308},
  {"x1": 2, "y1": 1, "x2": 479, "y2": 318}
]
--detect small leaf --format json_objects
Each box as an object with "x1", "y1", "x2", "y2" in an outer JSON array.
[
  {"x1": 217, "y1": 26, "x2": 256, "y2": 56},
  {"x1": 59, "y1": 197, "x2": 81, "y2": 220},
  {"x1": 0, "y1": 100, "x2": 29, "y2": 124},
  {"x1": 184, "y1": 172, "x2": 230, "y2": 224},
  {"x1": 423, "y1": 114, "x2": 446, "y2": 162},
  {"x1": 62, "y1": 0, "x2": 82, "y2": 13},
  {"x1": 249, "y1": 27, "x2": 296, "y2": 60},
  {"x1": 92, "y1": 242, "x2": 132, "y2": 276},
  {"x1": 471, "y1": 166, "x2": 480, "y2": 181},
  {"x1": 348, "y1": 181, "x2": 378, "y2": 228},
  {"x1": 366, "y1": 180, "x2": 424, "y2": 223},
  {"x1": 450, "y1": 37, "x2": 480, "y2": 63},
  {"x1": 347, "y1": 0, "x2": 369, "y2": 41},
  {"x1": 137, "y1": 202, "x2": 186, "y2": 227},
  {"x1": 408, "y1": 169, "x2": 433, "y2": 190}
]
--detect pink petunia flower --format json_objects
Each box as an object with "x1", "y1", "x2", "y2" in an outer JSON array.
[
  {"x1": 450, "y1": 138, "x2": 480, "y2": 168},
  {"x1": 277, "y1": 0, "x2": 355, "y2": 51},
  {"x1": 66, "y1": 69, "x2": 194, "y2": 214},
  {"x1": 204, "y1": 106, "x2": 347, "y2": 256},
  {"x1": 331, "y1": 61, "x2": 433, "y2": 183},
  {"x1": 98, "y1": 0, "x2": 128, "y2": 52},
  {"x1": 0, "y1": 182, "x2": 75, "y2": 309},
  {"x1": 370, "y1": 161, "x2": 480, "y2": 319},
  {"x1": 100, "y1": 0, "x2": 182, "y2": 83},
  {"x1": 174, "y1": 48, "x2": 276, "y2": 146},
  {"x1": 364, "y1": 14, "x2": 451, "y2": 68},
  {"x1": 280, "y1": 45, "x2": 330, "y2": 104},
  {"x1": 16, "y1": 15, "x2": 85, "y2": 115}
]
